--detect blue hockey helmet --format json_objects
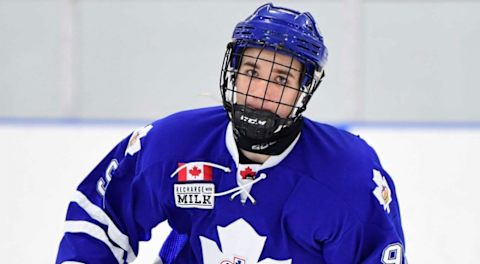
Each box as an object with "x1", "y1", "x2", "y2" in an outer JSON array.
[
  {"x1": 233, "y1": 3, "x2": 327, "y2": 68},
  {"x1": 220, "y1": 3, "x2": 328, "y2": 145}
]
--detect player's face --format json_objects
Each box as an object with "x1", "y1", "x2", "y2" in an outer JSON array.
[{"x1": 235, "y1": 48, "x2": 302, "y2": 118}]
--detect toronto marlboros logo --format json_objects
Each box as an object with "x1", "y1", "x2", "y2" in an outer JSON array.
[{"x1": 174, "y1": 183, "x2": 215, "y2": 209}]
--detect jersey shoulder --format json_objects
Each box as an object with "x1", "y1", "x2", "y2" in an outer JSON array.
[
  {"x1": 141, "y1": 106, "x2": 228, "y2": 143},
  {"x1": 126, "y1": 106, "x2": 229, "y2": 168},
  {"x1": 299, "y1": 118, "x2": 398, "y2": 221},
  {"x1": 150, "y1": 106, "x2": 228, "y2": 135},
  {"x1": 301, "y1": 117, "x2": 377, "y2": 171}
]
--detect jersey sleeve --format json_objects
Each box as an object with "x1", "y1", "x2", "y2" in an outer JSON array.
[
  {"x1": 322, "y1": 145, "x2": 407, "y2": 264},
  {"x1": 56, "y1": 124, "x2": 167, "y2": 264}
]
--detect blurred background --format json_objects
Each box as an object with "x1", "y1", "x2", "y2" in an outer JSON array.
[{"x1": 1, "y1": 0, "x2": 479, "y2": 263}]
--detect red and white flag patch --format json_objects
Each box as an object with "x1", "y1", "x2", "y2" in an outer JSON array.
[{"x1": 177, "y1": 163, "x2": 213, "y2": 181}]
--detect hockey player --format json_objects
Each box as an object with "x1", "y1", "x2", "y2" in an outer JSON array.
[{"x1": 56, "y1": 3, "x2": 406, "y2": 264}]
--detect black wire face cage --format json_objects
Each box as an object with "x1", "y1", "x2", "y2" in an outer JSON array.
[{"x1": 220, "y1": 40, "x2": 324, "y2": 126}]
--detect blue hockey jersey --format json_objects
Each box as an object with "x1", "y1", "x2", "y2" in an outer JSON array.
[{"x1": 56, "y1": 106, "x2": 406, "y2": 264}]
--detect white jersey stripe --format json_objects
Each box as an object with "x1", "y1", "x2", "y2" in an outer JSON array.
[
  {"x1": 153, "y1": 256, "x2": 164, "y2": 264},
  {"x1": 72, "y1": 190, "x2": 137, "y2": 262},
  {"x1": 62, "y1": 262, "x2": 86, "y2": 264},
  {"x1": 64, "y1": 220, "x2": 124, "y2": 264}
]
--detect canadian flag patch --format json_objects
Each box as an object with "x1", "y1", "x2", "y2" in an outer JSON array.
[{"x1": 178, "y1": 163, "x2": 213, "y2": 182}]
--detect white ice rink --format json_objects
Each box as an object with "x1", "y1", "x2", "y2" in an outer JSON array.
[{"x1": 1, "y1": 123, "x2": 479, "y2": 263}]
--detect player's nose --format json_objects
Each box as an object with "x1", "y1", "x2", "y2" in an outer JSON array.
[{"x1": 245, "y1": 78, "x2": 278, "y2": 112}]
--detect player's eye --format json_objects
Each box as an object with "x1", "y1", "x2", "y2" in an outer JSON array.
[
  {"x1": 274, "y1": 75, "x2": 288, "y2": 85},
  {"x1": 245, "y1": 69, "x2": 258, "y2": 77}
]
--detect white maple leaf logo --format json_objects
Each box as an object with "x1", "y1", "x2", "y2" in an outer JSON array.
[
  {"x1": 199, "y1": 218, "x2": 291, "y2": 264},
  {"x1": 125, "y1": 124, "x2": 152, "y2": 156},
  {"x1": 372, "y1": 169, "x2": 393, "y2": 213}
]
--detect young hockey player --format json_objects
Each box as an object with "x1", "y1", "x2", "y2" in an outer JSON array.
[{"x1": 57, "y1": 3, "x2": 406, "y2": 263}]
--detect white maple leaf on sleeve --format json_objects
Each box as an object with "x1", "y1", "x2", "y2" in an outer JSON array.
[
  {"x1": 199, "y1": 218, "x2": 291, "y2": 264},
  {"x1": 372, "y1": 169, "x2": 393, "y2": 213},
  {"x1": 125, "y1": 124, "x2": 153, "y2": 156}
]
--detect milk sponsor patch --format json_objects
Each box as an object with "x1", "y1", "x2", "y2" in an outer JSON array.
[{"x1": 174, "y1": 183, "x2": 215, "y2": 209}]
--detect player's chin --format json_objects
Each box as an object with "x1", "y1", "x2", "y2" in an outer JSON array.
[
  {"x1": 250, "y1": 105, "x2": 292, "y2": 119},
  {"x1": 244, "y1": 103, "x2": 279, "y2": 116}
]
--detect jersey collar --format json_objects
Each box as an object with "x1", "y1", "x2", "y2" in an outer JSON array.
[{"x1": 225, "y1": 122, "x2": 300, "y2": 170}]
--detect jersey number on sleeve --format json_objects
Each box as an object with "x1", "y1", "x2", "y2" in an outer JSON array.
[
  {"x1": 382, "y1": 243, "x2": 403, "y2": 264},
  {"x1": 96, "y1": 159, "x2": 119, "y2": 197}
]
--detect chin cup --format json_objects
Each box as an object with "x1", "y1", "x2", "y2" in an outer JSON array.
[{"x1": 232, "y1": 104, "x2": 291, "y2": 140}]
